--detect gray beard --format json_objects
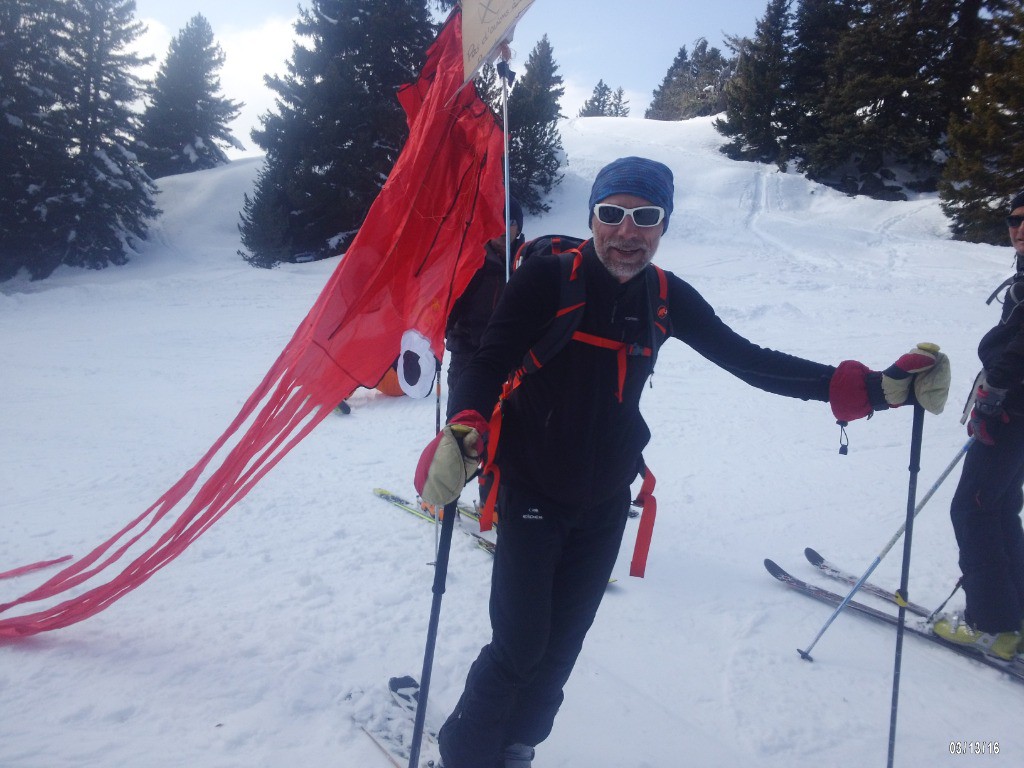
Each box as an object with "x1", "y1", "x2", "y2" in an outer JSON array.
[{"x1": 596, "y1": 240, "x2": 654, "y2": 281}]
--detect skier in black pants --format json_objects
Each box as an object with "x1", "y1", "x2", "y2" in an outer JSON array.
[
  {"x1": 934, "y1": 191, "x2": 1024, "y2": 660},
  {"x1": 415, "y1": 156, "x2": 951, "y2": 768}
]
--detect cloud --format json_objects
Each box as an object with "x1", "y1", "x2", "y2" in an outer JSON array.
[{"x1": 218, "y1": 18, "x2": 298, "y2": 157}]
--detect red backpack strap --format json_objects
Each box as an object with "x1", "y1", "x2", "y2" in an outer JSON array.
[
  {"x1": 647, "y1": 264, "x2": 670, "y2": 369},
  {"x1": 569, "y1": 330, "x2": 653, "y2": 403},
  {"x1": 477, "y1": 376, "x2": 517, "y2": 532},
  {"x1": 521, "y1": 246, "x2": 587, "y2": 374},
  {"x1": 629, "y1": 464, "x2": 657, "y2": 577}
]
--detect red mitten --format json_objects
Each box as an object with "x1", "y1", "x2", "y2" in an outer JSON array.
[
  {"x1": 414, "y1": 410, "x2": 489, "y2": 505},
  {"x1": 830, "y1": 343, "x2": 949, "y2": 421},
  {"x1": 829, "y1": 360, "x2": 876, "y2": 422}
]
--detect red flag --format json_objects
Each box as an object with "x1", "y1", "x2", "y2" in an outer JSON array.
[{"x1": 0, "y1": 11, "x2": 505, "y2": 639}]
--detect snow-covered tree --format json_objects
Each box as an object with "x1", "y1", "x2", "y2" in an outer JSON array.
[
  {"x1": 507, "y1": 35, "x2": 564, "y2": 214},
  {"x1": 52, "y1": 0, "x2": 159, "y2": 272},
  {"x1": 240, "y1": 0, "x2": 434, "y2": 267},
  {"x1": 1, "y1": 0, "x2": 158, "y2": 279},
  {"x1": 647, "y1": 39, "x2": 732, "y2": 120},
  {"x1": 135, "y1": 14, "x2": 243, "y2": 179},
  {"x1": 0, "y1": 0, "x2": 73, "y2": 280},
  {"x1": 716, "y1": 0, "x2": 791, "y2": 166},
  {"x1": 941, "y1": 3, "x2": 1024, "y2": 243}
]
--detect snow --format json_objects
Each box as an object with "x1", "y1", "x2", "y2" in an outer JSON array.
[{"x1": 1, "y1": 116, "x2": 1021, "y2": 768}]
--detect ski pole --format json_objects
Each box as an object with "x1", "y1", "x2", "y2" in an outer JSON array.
[
  {"x1": 433, "y1": 360, "x2": 443, "y2": 555},
  {"x1": 886, "y1": 402, "x2": 925, "y2": 768},
  {"x1": 798, "y1": 436, "x2": 973, "y2": 661},
  {"x1": 408, "y1": 498, "x2": 458, "y2": 768}
]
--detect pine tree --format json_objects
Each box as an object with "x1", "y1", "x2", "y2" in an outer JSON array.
[
  {"x1": 578, "y1": 81, "x2": 630, "y2": 117},
  {"x1": 0, "y1": 0, "x2": 73, "y2": 280},
  {"x1": 941, "y1": 4, "x2": 1024, "y2": 243},
  {"x1": 806, "y1": 1, "x2": 951, "y2": 196},
  {"x1": 507, "y1": 35, "x2": 564, "y2": 214},
  {"x1": 938, "y1": 0, "x2": 988, "y2": 126},
  {"x1": 239, "y1": 0, "x2": 434, "y2": 267},
  {"x1": 780, "y1": 0, "x2": 857, "y2": 175},
  {"x1": 716, "y1": 0, "x2": 791, "y2": 166},
  {"x1": 135, "y1": 15, "x2": 243, "y2": 179},
  {"x1": 684, "y1": 39, "x2": 732, "y2": 118},
  {"x1": 474, "y1": 62, "x2": 502, "y2": 114},
  {"x1": 238, "y1": 165, "x2": 292, "y2": 268},
  {"x1": 783, "y1": 0, "x2": 992, "y2": 198},
  {"x1": 21, "y1": 0, "x2": 159, "y2": 276},
  {"x1": 646, "y1": 40, "x2": 732, "y2": 120},
  {"x1": 646, "y1": 46, "x2": 689, "y2": 120},
  {"x1": 578, "y1": 80, "x2": 612, "y2": 117},
  {"x1": 608, "y1": 87, "x2": 630, "y2": 117}
]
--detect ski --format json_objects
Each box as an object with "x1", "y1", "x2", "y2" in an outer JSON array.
[
  {"x1": 373, "y1": 488, "x2": 496, "y2": 556},
  {"x1": 388, "y1": 675, "x2": 440, "y2": 739},
  {"x1": 360, "y1": 725, "x2": 404, "y2": 767},
  {"x1": 391, "y1": 676, "x2": 441, "y2": 767},
  {"x1": 357, "y1": 676, "x2": 441, "y2": 767},
  {"x1": 764, "y1": 558, "x2": 1024, "y2": 684},
  {"x1": 803, "y1": 547, "x2": 932, "y2": 618}
]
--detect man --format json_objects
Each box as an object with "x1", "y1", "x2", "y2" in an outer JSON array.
[
  {"x1": 415, "y1": 156, "x2": 950, "y2": 768},
  {"x1": 445, "y1": 197, "x2": 524, "y2": 419},
  {"x1": 933, "y1": 191, "x2": 1024, "y2": 659}
]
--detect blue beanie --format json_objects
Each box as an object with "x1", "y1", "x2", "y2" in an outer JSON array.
[
  {"x1": 588, "y1": 156, "x2": 675, "y2": 232},
  {"x1": 1010, "y1": 191, "x2": 1024, "y2": 213}
]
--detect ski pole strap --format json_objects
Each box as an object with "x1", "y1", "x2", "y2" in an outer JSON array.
[{"x1": 629, "y1": 466, "x2": 658, "y2": 578}]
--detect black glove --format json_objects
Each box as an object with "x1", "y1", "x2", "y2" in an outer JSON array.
[{"x1": 967, "y1": 381, "x2": 1009, "y2": 445}]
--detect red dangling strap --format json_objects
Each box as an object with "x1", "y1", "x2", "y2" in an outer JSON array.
[
  {"x1": 629, "y1": 466, "x2": 657, "y2": 578},
  {"x1": 478, "y1": 376, "x2": 516, "y2": 532}
]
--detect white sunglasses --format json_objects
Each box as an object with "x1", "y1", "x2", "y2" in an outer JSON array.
[{"x1": 593, "y1": 203, "x2": 665, "y2": 228}]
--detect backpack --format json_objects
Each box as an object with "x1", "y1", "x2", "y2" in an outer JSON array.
[
  {"x1": 479, "y1": 235, "x2": 669, "y2": 577},
  {"x1": 511, "y1": 235, "x2": 671, "y2": 392}
]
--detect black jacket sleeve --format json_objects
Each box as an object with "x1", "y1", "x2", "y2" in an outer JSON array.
[{"x1": 667, "y1": 273, "x2": 835, "y2": 401}]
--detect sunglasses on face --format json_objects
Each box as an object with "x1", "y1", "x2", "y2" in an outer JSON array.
[
  {"x1": 1007, "y1": 215, "x2": 1024, "y2": 228},
  {"x1": 593, "y1": 203, "x2": 665, "y2": 228}
]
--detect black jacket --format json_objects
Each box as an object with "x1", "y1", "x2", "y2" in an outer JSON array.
[
  {"x1": 445, "y1": 237, "x2": 523, "y2": 354},
  {"x1": 979, "y1": 273, "x2": 1024, "y2": 412},
  {"x1": 449, "y1": 240, "x2": 835, "y2": 507}
]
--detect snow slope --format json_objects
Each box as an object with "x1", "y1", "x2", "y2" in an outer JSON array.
[{"x1": 2, "y1": 116, "x2": 1021, "y2": 768}]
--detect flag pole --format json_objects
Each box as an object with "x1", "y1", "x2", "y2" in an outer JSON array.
[{"x1": 497, "y1": 44, "x2": 515, "y2": 281}]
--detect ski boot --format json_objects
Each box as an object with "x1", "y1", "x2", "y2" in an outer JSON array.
[{"x1": 932, "y1": 613, "x2": 1021, "y2": 660}]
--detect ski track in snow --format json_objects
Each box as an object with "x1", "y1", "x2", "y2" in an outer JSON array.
[{"x1": 2, "y1": 116, "x2": 1023, "y2": 768}]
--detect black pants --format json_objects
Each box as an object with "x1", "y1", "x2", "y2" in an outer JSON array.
[
  {"x1": 949, "y1": 423, "x2": 1024, "y2": 633},
  {"x1": 438, "y1": 481, "x2": 629, "y2": 768}
]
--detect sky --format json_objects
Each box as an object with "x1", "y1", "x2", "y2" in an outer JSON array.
[{"x1": 131, "y1": 0, "x2": 767, "y2": 157}]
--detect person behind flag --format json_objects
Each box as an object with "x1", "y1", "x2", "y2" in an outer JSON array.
[
  {"x1": 427, "y1": 197, "x2": 523, "y2": 517},
  {"x1": 445, "y1": 196, "x2": 524, "y2": 420},
  {"x1": 414, "y1": 156, "x2": 951, "y2": 768},
  {"x1": 933, "y1": 191, "x2": 1024, "y2": 659}
]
